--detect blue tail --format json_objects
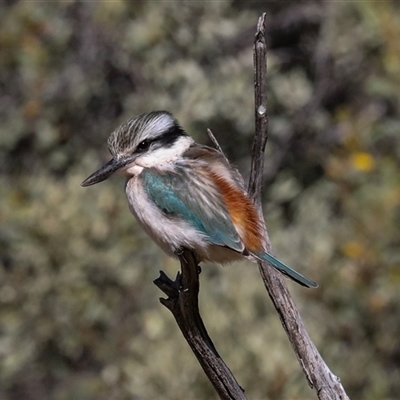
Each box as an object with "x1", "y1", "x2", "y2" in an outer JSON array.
[{"x1": 257, "y1": 252, "x2": 318, "y2": 288}]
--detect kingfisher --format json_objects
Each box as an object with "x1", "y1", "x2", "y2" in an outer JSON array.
[{"x1": 81, "y1": 111, "x2": 317, "y2": 288}]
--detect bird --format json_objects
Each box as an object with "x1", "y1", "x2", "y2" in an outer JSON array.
[{"x1": 81, "y1": 111, "x2": 318, "y2": 288}]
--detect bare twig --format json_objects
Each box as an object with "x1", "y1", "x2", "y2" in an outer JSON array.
[
  {"x1": 154, "y1": 249, "x2": 247, "y2": 400},
  {"x1": 207, "y1": 128, "x2": 229, "y2": 163},
  {"x1": 250, "y1": 13, "x2": 349, "y2": 400},
  {"x1": 249, "y1": 15, "x2": 270, "y2": 214}
]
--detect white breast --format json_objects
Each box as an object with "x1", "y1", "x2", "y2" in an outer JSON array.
[{"x1": 125, "y1": 176, "x2": 209, "y2": 258}]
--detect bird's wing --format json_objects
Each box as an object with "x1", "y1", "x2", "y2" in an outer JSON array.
[
  {"x1": 182, "y1": 144, "x2": 246, "y2": 190},
  {"x1": 140, "y1": 165, "x2": 245, "y2": 253}
]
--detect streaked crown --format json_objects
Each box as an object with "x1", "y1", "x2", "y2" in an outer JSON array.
[{"x1": 107, "y1": 111, "x2": 186, "y2": 157}]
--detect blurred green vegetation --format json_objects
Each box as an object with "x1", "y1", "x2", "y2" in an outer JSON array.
[{"x1": 1, "y1": 1, "x2": 400, "y2": 399}]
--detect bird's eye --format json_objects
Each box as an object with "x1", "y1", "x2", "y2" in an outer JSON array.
[{"x1": 137, "y1": 139, "x2": 151, "y2": 152}]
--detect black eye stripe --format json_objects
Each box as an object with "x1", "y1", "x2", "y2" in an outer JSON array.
[{"x1": 135, "y1": 126, "x2": 186, "y2": 153}]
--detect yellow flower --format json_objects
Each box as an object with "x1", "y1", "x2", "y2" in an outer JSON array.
[
  {"x1": 342, "y1": 241, "x2": 365, "y2": 259},
  {"x1": 350, "y1": 152, "x2": 375, "y2": 172}
]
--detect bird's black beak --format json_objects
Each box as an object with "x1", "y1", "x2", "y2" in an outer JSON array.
[{"x1": 81, "y1": 156, "x2": 132, "y2": 187}]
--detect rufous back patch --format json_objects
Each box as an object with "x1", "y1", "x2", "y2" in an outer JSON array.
[{"x1": 209, "y1": 170, "x2": 264, "y2": 252}]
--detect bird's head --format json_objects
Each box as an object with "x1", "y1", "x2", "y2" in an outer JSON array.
[{"x1": 81, "y1": 111, "x2": 193, "y2": 187}]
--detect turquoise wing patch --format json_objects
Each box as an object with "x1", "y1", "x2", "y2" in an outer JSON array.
[{"x1": 141, "y1": 168, "x2": 244, "y2": 252}]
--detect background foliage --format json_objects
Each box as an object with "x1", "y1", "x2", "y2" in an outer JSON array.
[{"x1": 1, "y1": 1, "x2": 400, "y2": 399}]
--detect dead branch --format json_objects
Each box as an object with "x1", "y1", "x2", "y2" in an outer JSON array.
[
  {"x1": 250, "y1": 13, "x2": 350, "y2": 400},
  {"x1": 154, "y1": 12, "x2": 350, "y2": 400},
  {"x1": 154, "y1": 250, "x2": 247, "y2": 400}
]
